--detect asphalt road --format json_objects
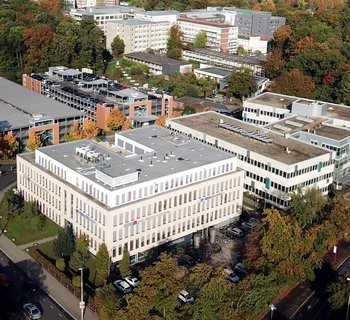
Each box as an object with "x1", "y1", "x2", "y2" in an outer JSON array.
[
  {"x1": 0, "y1": 250, "x2": 73, "y2": 320},
  {"x1": 0, "y1": 163, "x2": 16, "y2": 191}
]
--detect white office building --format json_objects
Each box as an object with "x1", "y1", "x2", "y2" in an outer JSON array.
[
  {"x1": 167, "y1": 112, "x2": 335, "y2": 209},
  {"x1": 17, "y1": 126, "x2": 244, "y2": 263}
]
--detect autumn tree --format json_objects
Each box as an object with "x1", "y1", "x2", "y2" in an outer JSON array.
[
  {"x1": 244, "y1": 223, "x2": 263, "y2": 272},
  {"x1": 106, "y1": 108, "x2": 127, "y2": 131},
  {"x1": 1, "y1": 131, "x2": 18, "y2": 158},
  {"x1": 26, "y1": 133, "x2": 42, "y2": 151},
  {"x1": 66, "y1": 121, "x2": 81, "y2": 141},
  {"x1": 81, "y1": 119, "x2": 99, "y2": 139},
  {"x1": 119, "y1": 244, "x2": 130, "y2": 278},
  {"x1": 167, "y1": 25, "x2": 183, "y2": 60},
  {"x1": 273, "y1": 25, "x2": 292, "y2": 47},
  {"x1": 329, "y1": 197, "x2": 350, "y2": 238},
  {"x1": 95, "y1": 284, "x2": 121, "y2": 320},
  {"x1": 121, "y1": 119, "x2": 132, "y2": 131},
  {"x1": 265, "y1": 50, "x2": 285, "y2": 79},
  {"x1": 272, "y1": 69, "x2": 316, "y2": 99},
  {"x1": 95, "y1": 243, "x2": 110, "y2": 282},
  {"x1": 291, "y1": 36, "x2": 314, "y2": 57},
  {"x1": 154, "y1": 115, "x2": 166, "y2": 127},
  {"x1": 70, "y1": 234, "x2": 90, "y2": 268},
  {"x1": 226, "y1": 68, "x2": 257, "y2": 100},
  {"x1": 111, "y1": 36, "x2": 125, "y2": 58}
]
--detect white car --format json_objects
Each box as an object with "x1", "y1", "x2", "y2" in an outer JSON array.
[
  {"x1": 22, "y1": 303, "x2": 42, "y2": 319},
  {"x1": 178, "y1": 290, "x2": 194, "y2": 303},
  {"x1": 125, "y1": 276, "x2": 140, "y2": 287},
  {"x1": 113, "y1": 280, "x2": 132, "y2": 294}
]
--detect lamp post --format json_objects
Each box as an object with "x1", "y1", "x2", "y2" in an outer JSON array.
[
  {"x1": 346, "y1": 278, "x2": 350, "y2": 320},
  {"x1": 79, "y1": 267, "x2": 85, "y2": 320},
  {"x1": 269, "y1": 303, "x2": 276, "y2": 320}
]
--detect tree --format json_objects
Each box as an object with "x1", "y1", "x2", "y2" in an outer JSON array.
[
  {"x1": 66, "y1": 121, "x2": 81, "y2": 141},
  {"x1": 3, "y1": 131, "x2": 18, "y2": 158},
  {"x1": 31, "y1": 214, "x2": 45, "y2": 231},
  {"x1": 265, "y1": 50, "x2": 285, "y2": 79},
  {"x1": 121, "y1": 119, "x2": 132, "y2": 131},
  {"x1": 71, "y1": 234, "x2": 90, "y2": 267},
  {"x1": 328, "y1": 272, "x2": 350, "y2": 310},
  {"x1": 26, "y1": 133, "x2": 42, "y2": 151},
  {"x1": 53, "y1": 224, "x2": 75, "y2": 258},
  {"x1": 106, "y1": 108, "x2": 127, "y2": 131},
  {"x1": 272, "y1": 69, "x2": 316, "y2": 99},
  {"x1": 111, "y1": 36, "x2": 125, "y2": 58},
  {"x1": 1, "y1": 189, "x2": 22, "y2": 218},
  {"x1": 56, "y1": 257, "x2": 66, "y2": 271},
  {"x1": 273, "y1": 25, "x2": 292, "y2": 46},
  {"x1": 119, "y1": 244, "x2": 130, "y2": 278},
  {"x1": 154, "y1": 115, "x2": 166, "y2": 127},
  {"x1": 167, "y1": 25, "x2": 183, "y2": 59},
  {"x1": 95, "y1": 284, "x2": 121, "y2": 320},
  {"x1": 95, "y1": 243, "x2": 110, "y2": 282},
  {"x1": 288, "y1": 187, "x2": 327, "y2": 229},
  {"x1": 244, "y1": 223, "x2": 263, "y2": 272},
  {"x1": 226, "y1": 68, "x2": 257, "y2": 100},
  {"x1": 194, "y1": 31, "x2": 207, "y2": 48},
  {"x1": 81, "y1": 119, "x2": 99, "y2": 139},
  {"x1": 329, "y1": 197, "x2": 350, "y2": 238}
]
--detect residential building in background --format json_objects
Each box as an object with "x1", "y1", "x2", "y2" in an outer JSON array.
[
  {"x1": 75, "y1": 0, "x2": 120, "y2": 9},
  {"x1": 17, "y1": 126, "x2": 244, "y2": 263},
  {"x1": 182, "y1": 48, "x2": 266, "y2": 76},
  {"x1": 124, "y1": 52, "x2": 192, "y2": 75},
  {"x1": 106, "y1": 19, "x2": 171, "y2": 53},
  {"x1": 0, "y1": 77, "x2": 84, "y2": 146},
  {"x1": 167, "y1": 111, "x2": 334, "y2": 209},
  {"x1": 177, "y1": 17, "x2": 238, "y2": 53}
]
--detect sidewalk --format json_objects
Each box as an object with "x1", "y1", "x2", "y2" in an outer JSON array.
[
  {"x1": 0, "y1": 233, "x2": 98, "y2": 320},
  {"x1": 0, "y1": 182, "x2": 98, "y2": 320}
]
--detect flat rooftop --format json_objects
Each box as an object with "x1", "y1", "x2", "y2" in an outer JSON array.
[
  {"x1": 170, "y1": 112, "x2": 330, "y2": 165},
  {"x1": 125, "y1": 52, "x2": 190, "y2": 66},
  {"x1": 71, "y1": 5, "x2": 144, "y2": 15},
  {"x1": 266, "y1": 116, "x2": 350, "y2": 140},
  {"x1": 185, "y1": 48, "x2": 267, "y2": 66},
  {"x1": 0, "y1": 77, "x2": 84, "y2": 131},
  {"x1": 178, "y1": 16, "x2": 230, "y2": 28},
  {"x1": 246, "y1": 92, "x2": 299, "y2": 109},
  {"x1": 112, "y1": 19, "x2": 153, "y2": 26},
  {"x1": 35, "y1": 126, "x2": 234, "y2": 190}
]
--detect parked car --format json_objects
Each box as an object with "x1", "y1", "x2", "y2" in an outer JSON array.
[
  {"x1": 178, "y1": 290, "x2": 194, "y2": 303},
  {"x1": 0, "y1": 273, "x2": 10, "y2": 287},
  {"x1": 241, "y1": 222, "x2": 255, "y2": 230},
  {"x1": 227, "y1": 227, "x2": 244, "y2": 238},
  {"x1": 187, "y1": 249, "x2": 205, "y2": 263},
  {"x1": 23, "y1": 280, "x2": 39, "y2": 294},
  {"x1": 249, "y1": 217, "x2": 260, "y2": 225},
  {"x1": 113, "y1": 280, "x2": 132, "y2": 294},
  {"x1": 234, "y1": 263, "x2": 247, "y2": 277},
  {"x1": 125, "y1": 276, "x2": 140, "y2": 288},
  {"x1": 22, "y1": 303, "x2": 41, "y2": 319},
  {"x1": 177, "y1": 254, "x2": 196, "y2": 267},
  {"x1": 227, "y1": 273, "x2": 240, "y2": 283}
]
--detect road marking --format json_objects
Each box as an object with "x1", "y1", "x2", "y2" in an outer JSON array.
[
  {"x1": 42, "y1": 297, "x2": 46, "y2": 301},
  {"x1": 59, "y1": 313, "x2": 63, "y2": 317},
  {"x1": 50, "y1": 305, "x2": 54, "y2": 309}
]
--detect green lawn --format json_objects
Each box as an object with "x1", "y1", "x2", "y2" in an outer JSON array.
[{"x1": 0, "y1": 215, "x2": 60, "y2": 245}]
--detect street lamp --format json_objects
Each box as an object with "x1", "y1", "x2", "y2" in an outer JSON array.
[
  {"x1": 346, "y1": 278, "x2": 350, "y2": 320},
  {"x1": 269, "y1": 303, "x2": 276, "y2": 319},
  {"x1": 79, "y1": 267, "x2": 85, "y2": 320}
]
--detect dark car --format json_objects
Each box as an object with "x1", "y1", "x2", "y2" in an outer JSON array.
[
  {"x1": 177, "y1": 254, "x2": 196, "y2": 267},
  {"x1": 23, "y1": 280, "x2": 39, "y2": 294},
  {"x1": 0, "y1": 273, "x2": 10, "y2": 287},
  {"x1": 187, "y1": 249, "x2": 205, "y2": 263}
]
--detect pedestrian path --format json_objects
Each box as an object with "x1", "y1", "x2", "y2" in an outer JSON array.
[{"x1": 17, "y1": 235, "x2": 58, "y2": 251}]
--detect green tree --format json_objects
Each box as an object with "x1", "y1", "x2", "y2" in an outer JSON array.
[
  {"x1": 111, "y1": 36, "x2": 125, "y2": 58},
  {"x1": 167, "y1": 25, "x2": 183, "y2": 59},
  {"x1": 1, "y1": 189, "x2": 22, "y2": 218},
  {"x1": 119, "y1": 244, "x2": 130, "y2": 278},
  {"x1": 95, "y1": 284, "x2": 121, "y2": 320},
  {"x1": 226, "y1": 68, "x2": 257, "y2": 100},
  {"x1": 31, "y1": 214, "x2": 45, "y2": 230},
  {"x1": 328, "y1": 273, "x2": 350, "y2": 310},
  {"x1": 329, "y1": 197, "x2": 350, "y2": 239},
  {"x1": 194, "y1": 31, "x2": 207, "y2": 48},
  {"x1": 71, "y1": 234, "x2": 90, "y2": 268},
  {"x1": 53, "y1": 224, "x2": 75, "y2": 258},
  {"x1": 288, "y1": 187, "x2": 327, "y2": 229},
  {"x1": 56, "y1": 257, "x2": 66, "y2": 271},
  {"x1": 95, "y1": 243, "x2": 110, "y2": 282}
]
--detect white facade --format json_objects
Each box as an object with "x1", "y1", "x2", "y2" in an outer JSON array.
[
  {"x1": 106, "y1": 20, "x2": 170, "y2": 53},
  {"x1": 237, "y1": 36, "x2": 268, "y2": 54},
  {"x1": 134, "y1": 10, "x2": 179, "y2": 24},
  {"x1": 167, "y1": 112, "x2": 335, "y2": 209},
  {"x1": 17, "y1": 126, "x2": 244, "y2": 262}
]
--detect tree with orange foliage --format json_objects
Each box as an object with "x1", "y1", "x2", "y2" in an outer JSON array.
[
  {"x1": 81, "y1": 119, "x2": 99, "y2": 139},
  {"x1": 273, "y1": 25, "x2": 292, "y2": 46},
  {"x1": 106, "y1": 108, "x2": 127, "y2": 131},
  {"x1": 66, "y1": 121, "x2": 81, "y2": 141},
  {"x1": 121, "y1": 120, "x2": 132, "y2": 131},
  {"x1": 154, "y1": 115, "x2": 166, "y2": 127},
  {"x1": 27, "y1": 134, "x2": 42, "y2": 151},
  {"x1": 38, "y1": 0, "x2": 61, "y2": 13},
  {"x1": 291, "y1": 36, "x2": 314, "y2": 57},
  {"x1": 3, "y1": 131, "x2": 19, "y2": 158}
]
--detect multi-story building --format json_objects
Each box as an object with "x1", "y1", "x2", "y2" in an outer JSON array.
[
  {"x1": 0, "y1": 77, "x2": 84, "y2": 146},
  {"x1": 124, "y1": 52, "x2": 192, "y2": 75},
  {"x1": 182, "y1": 48, "x2": 266, "y2": 76},
  {"x1": 134, "y1": 10, "x2": 179, "y2": 24},
  {"x1": 75, "y1": 0, "x2": 119, "y2": 7},
  {"x1": 106, "y1": 19, "x2": 171, "y2": 53},
  {"x1": 167, "y1": 111, "x2": 335, "y2": 209},
  {"x1": 243, "y1": 92, "x2": 350, "y2": 181},
  {"x1": 17, "y1": 126, "x2": 244, "y2": 263},
  {"x1": 177, "y1": 17, "x2": 238, "y2": 53},
  {"x1": 70, "y1": 6, "x2": 144, "y2": 34},
  {"x1": 22, "y1": 67, "x2": 175, "y2": 130}
]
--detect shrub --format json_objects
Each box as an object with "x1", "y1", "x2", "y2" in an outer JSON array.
[
  {"x1": 56, "y1": 258, "x2": 66, "y2": 271},
  {"x1": 72, "y1": 275, "x2": 81, "y2": 287},
  {"x1": 31, "y1": 214, "x2": 45, "y2": 230}
]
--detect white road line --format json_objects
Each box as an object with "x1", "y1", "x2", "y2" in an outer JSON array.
[
  {"x1": 59, "y1": 313, "x2": 63, "y2": 317},
  {"x1": 42, "y1": 297, "x2": 46, "y2": 301},
  {"x1": 50, "y1": 305, "x2": 54, "y2": 309}
]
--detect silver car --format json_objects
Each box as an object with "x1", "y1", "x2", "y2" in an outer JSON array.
[{"x1": 22, "y1": 303, "x2": 41, "y2": 319}]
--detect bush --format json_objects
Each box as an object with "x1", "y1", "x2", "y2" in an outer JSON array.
[
  {"x1": 31, "y1": 214, "x2": 45, "y2": 230},
  {"x1": 56, "y1": 258, "x2": 66, "y2": 271},
  {"x1": 72, "y1": 275, "x2": 81, "y2": 288}
]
